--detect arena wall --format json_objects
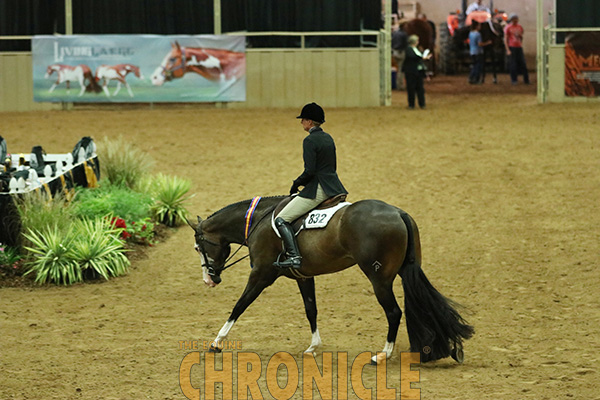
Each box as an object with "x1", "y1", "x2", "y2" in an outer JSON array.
[
  {"x1": 0, "y1": 53, "x2": 60, "y2": 112},
  {"x1": 0, "y1": 48, "x2": 380, "y2": 112}
]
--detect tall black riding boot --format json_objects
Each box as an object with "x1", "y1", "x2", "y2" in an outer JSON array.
[{"x1": 273, "y1": 217, "x2": 302, "y2": 269}]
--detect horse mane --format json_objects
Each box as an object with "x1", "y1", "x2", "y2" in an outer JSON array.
[{"x1": 207, "y1": 195, "x2": 286, "y2": 219}]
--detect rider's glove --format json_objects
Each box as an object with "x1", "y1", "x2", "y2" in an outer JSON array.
[{"x1": 289, "y1": 183, "x2": 299, "y2": 195}]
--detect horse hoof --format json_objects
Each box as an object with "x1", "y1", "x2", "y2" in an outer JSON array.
[
  {"x1": 209, "y1": 345, "x2": 222, "y2": 353},
  {"x1": 370, "y1": 352, "x2": 387, "y2": 365},
  {"x1": 451, "y1": 345, "x2": 464, "y2": 364}
]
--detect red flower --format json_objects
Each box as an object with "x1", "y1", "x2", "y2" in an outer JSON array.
[
  {"x1": 110, "y1": 217, "x2": 127, "y2": 229},
  {"x1": 121, "y1": 231, "x2": 131, "y2": 239}
]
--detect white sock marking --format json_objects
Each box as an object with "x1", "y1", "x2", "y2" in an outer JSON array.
[{"x1": 304, "y1": 329, "x2": 322, "y2": 353}]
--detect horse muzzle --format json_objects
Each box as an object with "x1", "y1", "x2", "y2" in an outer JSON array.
[{"x1": 202, "y1": 265, "x2": 222, "y2": 287}]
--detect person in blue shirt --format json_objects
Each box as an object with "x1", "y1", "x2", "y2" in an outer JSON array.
[{"x1": 468, "y1": 21, "x2": 491, "y2": 84}]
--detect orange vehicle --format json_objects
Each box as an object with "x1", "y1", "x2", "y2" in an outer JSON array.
[{"x1": 438, "y1": 0, "x2": 508, "y2": 75}]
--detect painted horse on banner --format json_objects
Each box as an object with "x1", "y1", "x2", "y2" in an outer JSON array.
[
  {"x1": 189, "y1": 196, "x2": 474, "y2": 364},
  {"x1": 45, "y1": 64, "x2": 102, "y2": 96},
  {"x1": 151, "y1": 41, "x2": 245, "y2": 86},
  {"x1": 95, "y1": 64, "x2": 144, "y2": 97}
]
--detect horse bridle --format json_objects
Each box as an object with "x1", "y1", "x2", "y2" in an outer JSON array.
[
  {"x1": 162, "y1": 48, "x2": 187, "y2": 81},
  {"x1": 194, "y1": 203, "x2": 277, "y2": 279},
  {"x1": 194, "y1": 219, "x2": 249, "y2": 280}
]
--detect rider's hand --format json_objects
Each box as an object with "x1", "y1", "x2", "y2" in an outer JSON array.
[{"x1": 290, "y1": 183, "x2": 299, "y2": 195}]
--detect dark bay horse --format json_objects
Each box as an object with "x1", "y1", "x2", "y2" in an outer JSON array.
[
  {"x1": 189, "y1": 196, "x2": 474, "y2": 364},
  {"x1": 402, "y1": 18, "x2": 435, "y2": 75},
  {"x1": 151, "y1": 41, "x2": 245, "y2": 86}
]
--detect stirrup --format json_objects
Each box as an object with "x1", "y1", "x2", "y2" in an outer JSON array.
[{"x1": 273, "y1": 253, "x2": 302, "y2": 269}]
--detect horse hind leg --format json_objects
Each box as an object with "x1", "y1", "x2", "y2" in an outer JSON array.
[
  {"x1": 368, "y1": 279, "x2": 402, "y2": 364},
  {"x1": 78, "y1": 80, "x2": 86, "y2": 97},
  {"x1": 297, "y1": 278, "x2": 322, "y2": 354}
]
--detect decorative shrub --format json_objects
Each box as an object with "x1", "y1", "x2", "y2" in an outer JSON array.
[
  {"x1": 23, "y1": 218, "x2": 130, "y2": 285},
  {"x1": 72, "y1": 218, "x2": 130, "y2": 280},
  {"x1": 23, "y1": 225, "x2": 81, "y2": 285},
  {"x1": 97, "y1": 136, "x2": 154, "y2": 188},
  {"x1": 150, "y1": 173, "x2": 193, "y2": 227},
  {"x1": 73, "y1": 183, "x2": 153, "y2": 223},
  {"x1": 16, "y1": 191, "x2": 75, "y2": 239}
]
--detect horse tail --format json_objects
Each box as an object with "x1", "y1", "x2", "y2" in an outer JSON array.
[
  {"x1": 81, "y1": 65, "x2": 102, "y2": 93},
  {"x1": 398, "y1": 212, "x2": 474, "y2": 362}
]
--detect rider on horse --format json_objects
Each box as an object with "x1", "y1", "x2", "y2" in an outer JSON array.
[{"x1": 273, "y1": 102, "x2": 348, "y2": 269}]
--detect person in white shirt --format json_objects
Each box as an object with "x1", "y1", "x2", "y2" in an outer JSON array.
[{"x1": 466, "y1": 0, "x2": 490, "y2": 15}]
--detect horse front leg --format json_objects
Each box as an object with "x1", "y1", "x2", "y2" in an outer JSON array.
[
  {"x1": 49, "y1": 81, "x2": 58, "y2": 92},
  {"x1": 113, "y1": 80, "x2": 123, "y2": 96},
  {"x1": 209, "y1": 268, "x2": 278, "y2": 352},
  {"x1": 124, "y1": 82, "x2": 134, "y2": 97},
  {"x1": 297, "y1": 278, "x2": 321, "y2": 354}
]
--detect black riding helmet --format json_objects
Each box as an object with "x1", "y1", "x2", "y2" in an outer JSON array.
[{"x1": 297, "y1": 102, "x2": 325, "y2": 123}]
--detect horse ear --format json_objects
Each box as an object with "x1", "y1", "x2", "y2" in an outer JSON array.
[
  {"x1": 186, "y1": 217, "x2": 197, "y2": 231},
  {"x1": 174, "y1": 41, "x2": 181, "y2": 51}
]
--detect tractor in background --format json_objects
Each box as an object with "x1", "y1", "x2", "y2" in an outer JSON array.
[{"x1": 438, "y1": 0, "x2": 508, "y2": 75}]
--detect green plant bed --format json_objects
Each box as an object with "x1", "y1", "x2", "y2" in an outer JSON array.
[
  {"x1": 73, "y1": 184, "x2": 154, "y2": 222},
  {"x1": 1, "y1": 137, "x2": 192, "y2": 287}
]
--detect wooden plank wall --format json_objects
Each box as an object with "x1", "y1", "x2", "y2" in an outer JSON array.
[
  {"x1": 0, "y1": 53, "x2": 60, "y2": 112},
  {"x1": 241, "y1": 48, "x2": 380, "y2": 108},
  {"x1": 0, "y1": 48, "x2": 380, "y2": 111}
]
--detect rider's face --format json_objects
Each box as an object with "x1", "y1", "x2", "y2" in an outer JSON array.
[{"x1": 301, "y1": 118, "x2": 313, "y2": 132}]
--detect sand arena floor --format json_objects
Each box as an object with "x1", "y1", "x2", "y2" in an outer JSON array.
[{"x1": 1, "y1": 74, "x2": 599, "y2": 399}]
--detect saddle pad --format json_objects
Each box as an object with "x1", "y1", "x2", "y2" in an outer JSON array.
[
  {"x1": 304, "y1": 202, "x2": 351, "y2": 229},
  {"x1": 271, "y1": 202, "x2": 351, "y2": 238}
]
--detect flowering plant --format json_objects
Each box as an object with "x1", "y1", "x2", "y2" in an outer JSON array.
[
  {"x1": 109, "y1": 217, "x2": 155, "y2": 245},
  {"x1": 0, "y1": 243, "x2": 24, "y2": 276},
  {"x1": 126, "y1": 218, "x2": 156, "y2": 245}
]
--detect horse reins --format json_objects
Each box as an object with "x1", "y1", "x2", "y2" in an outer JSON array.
[{"x1": 196, "y1": 201, "x2": 277, "y2": 277}]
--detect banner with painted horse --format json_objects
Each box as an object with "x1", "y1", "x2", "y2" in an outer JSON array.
[{"x1": 32, "y1": 35, "x2": 246, "y2": 103}]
